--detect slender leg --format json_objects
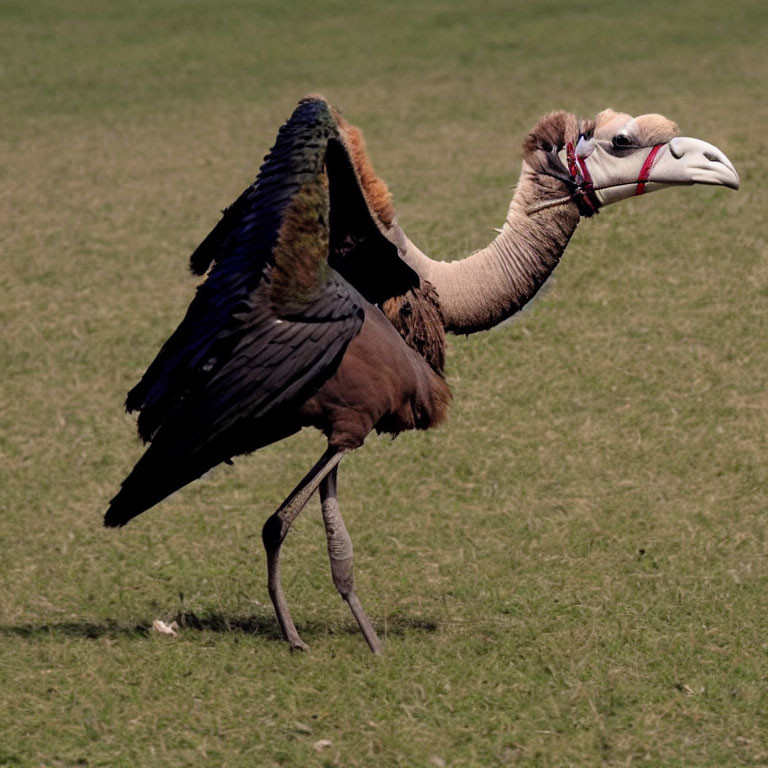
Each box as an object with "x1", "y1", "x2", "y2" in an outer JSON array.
[
  {"x1": 319, "y1": 465, "x2": 382, "y2": 655},
  {"x1": 262, "y1": 447, "x2": 345, "y2": 651}
]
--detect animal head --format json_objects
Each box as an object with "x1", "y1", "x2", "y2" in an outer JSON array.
[{"x1": 523, "y1": 109, "x2": 739, "y2": 214}]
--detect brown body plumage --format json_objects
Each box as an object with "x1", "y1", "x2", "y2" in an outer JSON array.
[{"x1": 300, "y1": 304, "x2": 450, "y2": 450}]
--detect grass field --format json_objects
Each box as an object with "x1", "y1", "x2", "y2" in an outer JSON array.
[{"x1": 3, "y1": 0, "x2": 768, "y2": 765}]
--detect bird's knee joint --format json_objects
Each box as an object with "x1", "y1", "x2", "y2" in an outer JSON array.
[
  {"x1": 330, "y1": 556, "x2": 354, "y2": 596},
  {"x1": 262, "y1": 516, "x2": 283, "y2": 551}
]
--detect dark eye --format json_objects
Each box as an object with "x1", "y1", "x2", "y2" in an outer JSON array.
[{"x1": 612, "y1": 134, "x2": 632, "y2": 148}]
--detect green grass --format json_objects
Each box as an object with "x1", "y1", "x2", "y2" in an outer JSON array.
[{"x1": 2, "y1": 0, "x2": 768, "y2": 765}]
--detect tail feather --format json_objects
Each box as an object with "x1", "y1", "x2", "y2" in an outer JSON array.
[
  {"x1": 105, "y1": 413, "x2": 302, "y2": 528},
  {"x1": 104, "y1": 443, "x2": 220, "y2": 528}
]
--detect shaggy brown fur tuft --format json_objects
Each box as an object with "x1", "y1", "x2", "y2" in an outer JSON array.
[
  {"x1": 381, "y1": 280, "x2": 447, "y2": 374},
  {"x1": 523, "y1": 110, "x2": 580, "y2": 156}
]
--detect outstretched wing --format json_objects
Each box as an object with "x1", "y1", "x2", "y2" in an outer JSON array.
[{"x1": 107, "y1": 96, "x2": 411, "y2": 526}]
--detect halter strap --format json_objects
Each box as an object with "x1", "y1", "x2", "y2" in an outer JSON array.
[
  {"x1": 528, "y1": 141, "x2": 669, "y2": 217},
  {"x1": 566, "y1": 141, "x2": 600, "y2": 217},
  {"x1": 635, "y1": 144, "x2": 664, "y2": 195}
]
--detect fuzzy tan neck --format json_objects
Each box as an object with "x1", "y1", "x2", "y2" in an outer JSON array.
[{"x1": 393, "y1": 163, "x2": 580, "y2": 335}]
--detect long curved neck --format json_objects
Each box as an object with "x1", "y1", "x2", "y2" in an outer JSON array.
[{"x1": 394, "y1": 163, "x2": 581, "y2": 334}]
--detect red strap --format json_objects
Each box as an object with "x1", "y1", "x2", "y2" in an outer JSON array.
[
  {"x1": 636, "y1": 144, "x2": 663, "y2": 195},
  {"x1": 567, "y1": 142, "x2": 596, "y2": 185},
  {"x1": 566, "y1": 141, "x2": 600, "y2": 217},
  {"x1": 577, "y1": 156, "x2": 593, "y2": 185},
  {"x1": 566, "y1": 141, "x2": 579, "y2": 178}
]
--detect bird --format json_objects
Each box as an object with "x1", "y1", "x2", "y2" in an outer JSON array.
[{"x1": 106, "y1": 95, "x2": 739, "y2": 654}]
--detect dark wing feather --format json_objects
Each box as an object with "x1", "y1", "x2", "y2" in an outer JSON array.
[
  {"x1": 125, "y1": 97, "x2": 340, "y2": 440},
  {"x1": 125, "y1": 97, "x2": 419, "y2": 441},
  {"x1": 106, "y1": 277, "x2": 362, "y2": 527},
  {"x1": 106, "y1": 98, "x2": 367, "y2": 526},
  {"x1": 324, "y1": 138, "x2": 419, "y2": 303}
]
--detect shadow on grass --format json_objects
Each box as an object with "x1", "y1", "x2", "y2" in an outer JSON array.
[
  {"x1": 0, "y1": 611, "x2": 437, "y2": 642},
  {"x1": 0, "y1": 619, "x2": 154, "y2": 640}
]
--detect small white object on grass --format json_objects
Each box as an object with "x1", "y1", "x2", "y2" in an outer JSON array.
[{"x1": 152, "y1": 619, "x2": 179, "y2": 637}]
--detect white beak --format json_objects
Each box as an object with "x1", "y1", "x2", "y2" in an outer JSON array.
[{"x1": 649, "y1": 137, "x2": 740, "y2": 190}]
